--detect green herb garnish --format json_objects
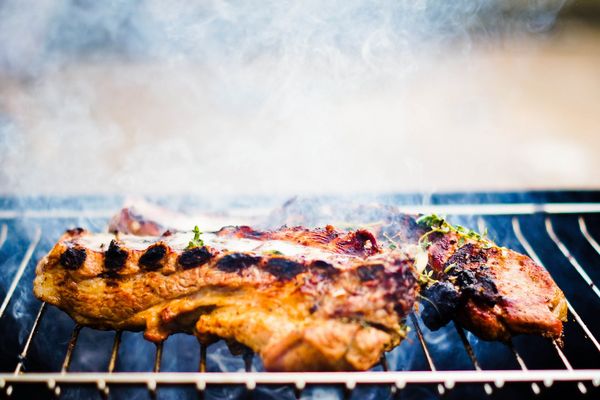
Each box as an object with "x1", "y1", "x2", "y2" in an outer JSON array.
[
  {"x1": 187, "y1": 226, "x2": 204, "y2": 249},
  {"x1": 416, "y1": 214, "x2": 492, "y2": 249},
  {"x1": 444, "y1": 263, "x2": 456, "y2": 274},
  {"x1": 263, "y1": 250, "x2": 284, "y2": 256},
  {"x1": 418, "y1": 269, "x2": 438, "y2": 286}
]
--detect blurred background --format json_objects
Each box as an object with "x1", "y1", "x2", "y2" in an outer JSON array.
[{"x1": 0, "y1": 0, "x2": 598, "y2": 197}]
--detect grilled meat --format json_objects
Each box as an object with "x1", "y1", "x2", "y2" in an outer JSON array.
[
  {"x1": 268, "y1": 199, "x2": 568, "y2": 340},
  {"x1": 418, "y1": 219, "x2": 568, "y2": 341},
  {"x1": 34, "y1": 225, "x2": 418, "y2": 371}
]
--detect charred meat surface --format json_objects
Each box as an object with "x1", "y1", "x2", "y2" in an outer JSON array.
[
  {"x1": 417, "y1": 215, "x2": 567, "y2": 341},
  {"x1": 34, "y1": 225, "x2": 418, "y2": 371},
  {"x1": 100, "y1": 202, "x2": 568, "y2": 342}
]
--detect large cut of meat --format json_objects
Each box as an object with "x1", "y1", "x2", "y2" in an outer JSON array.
[{"x1": 34, "y1": 225, "x2": 418, "y2": 371}]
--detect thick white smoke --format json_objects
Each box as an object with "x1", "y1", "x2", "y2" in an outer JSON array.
[{"x1": 1, "y1": 0, "x2": 581, "y2": 197}]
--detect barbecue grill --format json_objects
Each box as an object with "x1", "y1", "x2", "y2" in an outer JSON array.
[{"x1": 0, "y1": 191, "x2": 599, "y2": 400}]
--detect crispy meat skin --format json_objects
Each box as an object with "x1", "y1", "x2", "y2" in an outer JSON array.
[
  {"x1": 34, "y1": 225, "x2": 418, "y2": 371},
  {"x1": 426, "y1": 232, "x2": 567, "y2": 341}
]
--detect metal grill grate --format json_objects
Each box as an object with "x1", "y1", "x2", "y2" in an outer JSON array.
[{"x1": 0, "y1": 195, "x2": 599, "y2": 399}]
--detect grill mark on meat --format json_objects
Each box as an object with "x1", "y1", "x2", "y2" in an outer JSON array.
[
  {"x1": 216, "y1": 253, "x2": 261, "y2": 272},
  {"x1": 178, "y1": 247, "x2": 212, "y2": 270},
  {"x1": 105, "y1": 240, "x2": 128, "y2": 272},
  {"x1": 263, "y1": 258, "x2": 306, "y2": 280},
  {"x1": 60, "y1": 246, "x2": 86, "y2": 270},
  {"x1": 139, "y1": 243, "x2": 167, "y2": 271}
]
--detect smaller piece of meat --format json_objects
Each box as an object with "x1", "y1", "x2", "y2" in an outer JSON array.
[{"x1": 425, "y1": 231, "x2": 567, "y2": 341}]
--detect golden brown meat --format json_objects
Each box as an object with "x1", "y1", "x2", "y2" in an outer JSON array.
[
  {"x1": 417, "y1": 217, "x2": 568, "y2": 341},
  {"x1": 34, "y1": 225, "x2": 418, "y2": 371}
]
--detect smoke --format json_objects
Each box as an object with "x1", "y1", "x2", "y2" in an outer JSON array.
[
  {"x1": 0, "y1": 0, "x2": 574, "y2": 197},
  {"x1": 0, "y1": 3, "x2": 574, "y2": 395}
]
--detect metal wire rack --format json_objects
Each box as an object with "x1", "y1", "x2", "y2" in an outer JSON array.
[{"x1": 0, "y1": 197, "x2": 599, "y2": 399}]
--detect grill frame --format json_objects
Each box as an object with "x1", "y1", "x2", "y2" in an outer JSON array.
[{"x1": 1, "y1": 194, "x2": 600, "y2": 399}]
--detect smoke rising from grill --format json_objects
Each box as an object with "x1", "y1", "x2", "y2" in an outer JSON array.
[
  {"x1": 0, "y1": 2, "x2": 583, "y2": 400},
  {"x1": 0, "y1": 0, "x2": 579, "y2": 197}
]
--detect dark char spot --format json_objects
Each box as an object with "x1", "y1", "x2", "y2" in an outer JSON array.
[
  {"x1": 105, "y1": 240, "x2": 128, "y2": 272},
  {"x1": 66, "y1": 227, "x2": 85, "y2": 236},
  {"x1": 139, "y1": 244, "x2": 167, "y2": 271},
  {"x1": 446, "y1": 243, "x2": 487, "y2": 268},
  {"x1": 264, "y1": 258, "x2": 306, "y2": 280},
  {"x1": 216, "y1": 253, "x2": 261, "y2": 273},
  {"x1": 310, "y1": 260, "x2": 338, "y2": 276},
  {"x1": 105, "y1": 279, "x2": 119, "y2": 287},
  {"x1": 357, "y1": 264, "x2": 385, "y2": 282},
  {"x1": 447, "y1": 265, "x2": 499, "y2": 306},
  {"x1": 178, "y1": 247, "x2": 212, "y2": 270},
  {"x1": 60, "y1": 247, "x2": 86, "y2": 270},
  {"x1": 420, "y1": 281, "x2": 461, "y2": 331},
  {"x1": 463, "y1": 273, "x2": 499, "y2": 306}
]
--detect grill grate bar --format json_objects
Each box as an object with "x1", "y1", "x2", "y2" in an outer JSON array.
[
  {"x1": 1, "y1": 369, "x2": 598, "y2": 385},
  {"x1": 108, "y1": 331, "x2": 122, "y2": 373},
  {"x1": 545, "y1": 217, "x2": 600, "y2": 299},
  {"x1": 100, "y1": 331, "x2": 123, "y2": 399},
  {"x1": 552, "y1": 341, "x2": 588, "y2": 394},
  {"x1": 198, "y1": 343, "x2": 207, "y2": 373},
  {"x1": 564, "y1": 299, "x2": 600, "y2": 352},
  {"x1": 61, "y1": 325, "x2": 81, "y2": 373},
  {"x1": 2, "y1": 202, "x2": 600, "y2": 221},
  {"x1": 380, "y1": 354, "x2": 389, "y2": 371},
  {"x1": 243, "y1": 350, "x2": 253, "y2": 373},
  {"x1": 512, "y1": 217, "x2": 600, "y2": 351},
  {"x1": 409, "y1": 313, "x2": 446, "y2": 395},
  {"x1": 5, "y1": 302, "x2": 48, "y2": 396},
  {"x1": 508, "y1": 341, "x2": 541, "y2": 394},
  {"x1": 53, "y1": 325, "x2": 82, "y2": 399},
  {"x1": 552, "y1": 341, "x2": 573, "y2": 370},
  {"x1": 579, "y1": 217, "x2": 600, "y2": 256},
  {"x1": 454, "y1": 323, "x2": 494, "y2": 395},
  {"x1": 154, "y1": 342, "x2": 163, "y2": 373},
  {"x1": 409, "y1": 314, "x2": 437, "y2": 372},
  {"x1": 0, "y1": 223, "x2": 7, "y2": 250},
  {"x1": 454, "y1": 324, "x2": 482, "y2": 371},
  {"x1": 0, "y1": 227, "x2": 41, "y2": 319},
  {"x1": 13, "y1": 302, "x2": 47, "y2": 375},
  {"x1": 148, "y1": 342, "x2": 164, "y2": 399}
]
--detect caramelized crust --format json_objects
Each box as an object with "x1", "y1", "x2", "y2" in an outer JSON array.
[
  {"x1": 34, "y1": 225, "x2": 418, "y2": 371},
  {"x1": 425, "y1": 232, "x2": 567, "y2": 341}
]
